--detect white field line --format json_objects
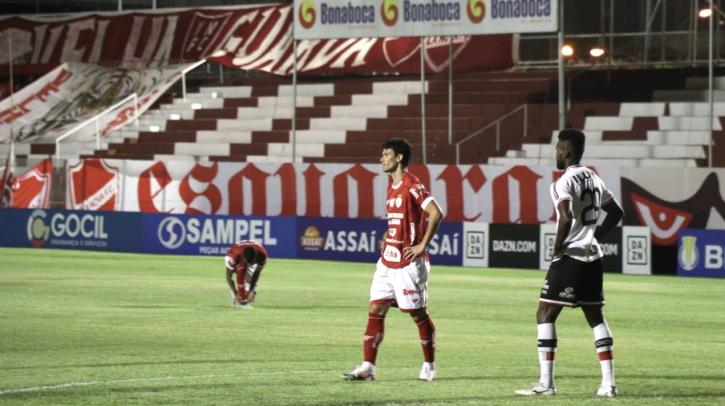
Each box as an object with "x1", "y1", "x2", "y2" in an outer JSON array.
[{"x1": 0, "y1": 370, "x2": 324, "y2": 396}]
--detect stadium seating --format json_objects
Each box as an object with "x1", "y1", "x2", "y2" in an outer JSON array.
[
  {"x1": 492, "y1": 100, "x2": 717, "y2": 167},
  {"x1": 7, "y1": 69, "x2": 721, "y2": 167},
  {"x1": 74, "y1": 71, "x2": 558, "y2": 164}
]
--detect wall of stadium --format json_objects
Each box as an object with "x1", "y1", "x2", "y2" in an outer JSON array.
[
  {"x1": 4, "y1": 161, "x2": 725, "y2": 276},
  {"x1": 0, "y1": 207, "x2": 654, "y2": 276}
]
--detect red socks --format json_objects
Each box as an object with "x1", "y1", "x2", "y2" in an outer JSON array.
[
  {"x1": 416, "y1": 315, "x2": 436, "y2": 363},
  {"x1": 363, "y1": 313, "x2": 385, "y2": 363}
]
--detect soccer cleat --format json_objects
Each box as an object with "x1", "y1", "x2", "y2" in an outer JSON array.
[
  {"x1": 596, "y1": 385, "x2": 617, "y2": 397},
  {"x1": 418, "y1": 362, "x2": 437, "y2": 381},
  {"x1": 515, "y1": 383, "x2": 557, "y2": 396},
  {"x1": 342, "y1": 364, "x2": 376, "y2": 381},
  {"x1": 236, "y1": 302, "x2": 254, "y2": 310}
]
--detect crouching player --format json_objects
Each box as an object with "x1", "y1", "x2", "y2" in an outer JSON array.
[{"x1": 225, "y1": 240, "x2": 268, "y2": 310}]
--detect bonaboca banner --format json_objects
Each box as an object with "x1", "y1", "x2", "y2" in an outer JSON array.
[
  {"x1": 293, "y1": 0, "x2": 557, "y2": 39},
  {"x1": 65, "y1": 159, "x2": 620, "y2": 225}
]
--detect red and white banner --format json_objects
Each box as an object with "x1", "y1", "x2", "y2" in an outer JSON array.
[
  {"x1": 0, "y1": 5, "x2": 513, "y2": 76},
  {"x1": 65, "y1": 159, "x2": 620, "y2": 224},
  {"x1": 620, "y1": 168, "x2": 725, "y2": 246},
  {"x1": 0, "y1": 62, "x2": 188, "y2": 144},
  {"x1": 5, "y1": 158, "x2": 53, "y2": 209}
]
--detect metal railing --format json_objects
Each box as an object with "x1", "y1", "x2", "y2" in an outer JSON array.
[
  {"x1": 181, "y1": 59, "x2": 207, "y2": 101},
  {"x1": 455, "y1": 104, "x2": 528, "y2": 165},
  {"x1": 55, "y1": 93, "x2": 139, "y2": 159}
]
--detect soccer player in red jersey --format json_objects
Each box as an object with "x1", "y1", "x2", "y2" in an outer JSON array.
[
  {"x1": 224, "y1": 240, "x2": 268, "y2": 310},
  {"x1": 344, "y1": 138, "x2": 444, "y2": 382}
]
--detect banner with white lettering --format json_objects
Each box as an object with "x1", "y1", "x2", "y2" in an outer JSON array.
[
  {"x1": 65, "y1": 159, "x2": 621, "y2": 225},
  {"x1": 0, "y1": 62, "x2": 188, "y2": 144},
  {"x1": 0, "y1": 5, "x2": 513, "y2": 77},
  {"x1": 294, "y1": 0, "x2": 557, "y2": 39}
]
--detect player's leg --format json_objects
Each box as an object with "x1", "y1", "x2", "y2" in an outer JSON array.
[
  {"x1": 409, "y1": 307, "x2": 436, "y2": 381},
  {"x1": 395, "y1": 257, "x2": 436, "y2": 381},
  {"x1": 583, "y1": 305, "x2": 616, "y2": 397},
  {"x1": 344, "y1": 260, "x2": 393, "y2": 381},
  {"x1": 579, "y1": 259, "x2": 616, "y2": 397},
  {"x1": 535, "y1": 302, "x2": 562, "y2": 391},
  {"x1": 517, "y1": 256, "x2": 577, "y2": 396}
]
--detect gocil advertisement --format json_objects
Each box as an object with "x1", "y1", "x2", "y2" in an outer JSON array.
[
  {"x1": 677, "y1": 229, "x2": 725, "y2": 278},
  {"x1": 0, "y1": 208, "x2": 142, "y2": 252},
  {"x1": 142, "y1": 213, "x2": 297, "y2": 257},
  {"x1": 297, "y1": 216, "x2": 463, "y2": 265}
]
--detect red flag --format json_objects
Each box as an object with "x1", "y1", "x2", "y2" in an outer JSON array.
[
  {"x1": 10, "y1": 159, "x2": 53, "y2": 209},
  {"x1": 0, "y1": 148, "x2": 13, "y2": 208}
]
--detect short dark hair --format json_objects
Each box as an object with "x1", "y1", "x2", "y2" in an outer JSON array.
[
  {"x1": 558, "y1": 129, "x2": 585, "y2": 162},
  {"x1": 382, "y1": 138, "x2": 412, "y2": 168},
  {"x1": 243, "y1": 246, "x2": 257, "y2": 264}
]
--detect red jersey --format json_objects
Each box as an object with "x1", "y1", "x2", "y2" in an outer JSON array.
[
  {"x1": 224, "y1": 240, "x2": 268, "y2": 271},
  {"x1": 381, "y1": 172, "x2": 437, "y2": 268}
]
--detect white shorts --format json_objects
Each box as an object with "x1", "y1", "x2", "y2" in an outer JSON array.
[{"x1": 369, "y1": 257, "x2": 430, "y2": 311}]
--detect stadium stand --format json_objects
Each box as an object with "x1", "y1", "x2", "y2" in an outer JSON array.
[
  {"x1": 2, "y1": 66, "x2": 722, "y2": 168},
  {"x1": 74, "y1": 70, "x2": 558, "y2": 164},
  {"x1": 493, "y1": 75, "x2": 725, "y2": 167}
]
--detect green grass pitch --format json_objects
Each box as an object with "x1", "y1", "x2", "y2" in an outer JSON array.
[{"x1": 0, "y1": 247, "x2": 724, "y2": 405}]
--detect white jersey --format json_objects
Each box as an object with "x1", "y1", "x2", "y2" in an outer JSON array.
[{"x1": 550, "y1": 165, "x2": 614, "y2": 262}]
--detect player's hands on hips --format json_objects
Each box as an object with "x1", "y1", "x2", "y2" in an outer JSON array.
[
  {"x1": 403, "y1": 243, "x2": 425, "y2": 260},
  {"x1": 553, "y1": 242, "x2": 569, "y2": 259}
]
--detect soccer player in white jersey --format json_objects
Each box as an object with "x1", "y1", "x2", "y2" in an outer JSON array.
[
  {"x1": 516, "y1": 129, "x2": 623, "y2": 397},
  {"x1": 344, "y1": 138, "x2": 444, "y2": 382}
]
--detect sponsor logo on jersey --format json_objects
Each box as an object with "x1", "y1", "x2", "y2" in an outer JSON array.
[{"x1": 559, "y1": 286, "x2": 575, "y2": 300}]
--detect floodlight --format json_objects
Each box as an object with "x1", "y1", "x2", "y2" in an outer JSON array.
[{"x1": 589, "y1": 47, "x2": 605, "y2": 58}]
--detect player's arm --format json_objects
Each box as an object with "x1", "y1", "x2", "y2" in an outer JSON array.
[
  {"x1": 225, "y1": 266, "x2": 237, "y2": 295},
  {"x1": 594, "y1": 197, "x2": 624, "y2": 240},
  {"x1": 245, "y1": 263, "x2": 264, "y2": 302},
  {"x1": 553, "y1": 199, "x2": 573, "y2": 258},
  {"x1": 404, "y1": 201, "x2": 444, "y2": 260}
]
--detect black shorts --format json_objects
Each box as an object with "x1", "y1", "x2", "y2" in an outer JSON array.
[{"x1": 539, "y1": 255, "x2": 604, "y2": 307}]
